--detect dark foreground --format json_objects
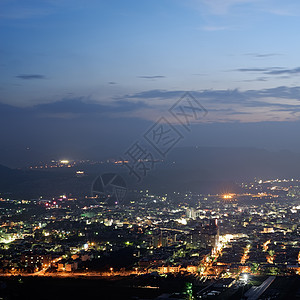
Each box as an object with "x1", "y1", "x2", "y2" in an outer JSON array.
[
  {"x1": 0, "y1": 275, "x2": 179, "y2": 300},
  {"x1": 1, "y1": 275, "x2": 300, "y2": 300}
]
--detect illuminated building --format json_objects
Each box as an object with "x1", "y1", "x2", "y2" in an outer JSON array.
[
  {"x1": 186, "y1": 207, "x2": 202, "y2": 220},
  {"x1": 21, "y1": 254, "x2": 52, "y2": 269},
  {"x1": 190, "y1": 219, "x2": 219, "y2": 250},
  {"x1": 263, "y1": 227, "x2": 274, "y2": 233},
  {"x1": 152, "y1": 232, "x2": 169, "y2": 248},
  {"x1": 201, "y1": 219, "x2": 219, "y2": 249}
]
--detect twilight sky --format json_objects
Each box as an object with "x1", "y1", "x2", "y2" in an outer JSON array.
[{"x1": 2, "y1": 0, "x2": 300, "y2": 167}]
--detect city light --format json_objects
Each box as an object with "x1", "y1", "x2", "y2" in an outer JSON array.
[
  {"x1": 242, "y1": 273, "x2": 248, "y2": 282},
  {"x1": 3, "y1": 0, "x2": 300, "y2": 296},
  {"x1": 59, "y1": 160, "x2": 70, "y2": 164},
  {"x1": 1, "y1": 178, "x2": 300, "y2": 294}
]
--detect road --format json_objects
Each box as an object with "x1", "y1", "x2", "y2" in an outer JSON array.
[
  {"x1": 244, "y1": 276, "x2": 276, "y2": 300},
  {"x1": 0, "y1": 270, "x2": 144, "y2": 278}
]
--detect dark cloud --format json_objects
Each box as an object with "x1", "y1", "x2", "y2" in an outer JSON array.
[
  {"x1": 256, "y1": 77, "x2": 268, "y2": 81},
  {"x1": 34, "y1": 98, "x2": 149, "y2": 116},
  {"x1": 16, "y1": 74, "x2": 46, "y2": 80},
  {"x1": 241, "y1": 77, "x2": 269, "y2": 82},
  {"x1": 137, "y1": 75, "x2": 166, "y2": 79},
  {"x1": 236, "y1": 67, "x2": 283, "y2": 72},
  {"x1": 248, "y1": 86, "x2": 300, "y2": 99},
  {"x1": 245, "y1": 53, "x2": 282, "y2": 58},
  {"x1": 2, "y1": 87, "x2": 300, "y2": 167},
  {"x1": 0, "y1": 99, "x2": 152, "y2": 167},
  {"x1": 235, "y1": 66, "x2": 300, "y2": 76},
  {"x1": 108, "y1": 81, "x2": 117, "y2": 85},
  {"x1": 125, "y1": 86, "x2": 300, "y2": 101},
  {"x1": 266, "y1": 67, "x2": 300, "y2": 75},
  {"x1": 2, "y1": 86, "x2": 300, "y2": 122},
  {"x1": 126, "y1": 88, "x2": 253, "y2": 105},
  {"x1": 122, "y1": 87, "x2": 300, "y2": 114},
  {"x1": 124, "y1": 89, "x2": 185, "y2": 99}
]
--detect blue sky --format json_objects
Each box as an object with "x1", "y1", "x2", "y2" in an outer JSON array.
[
  {"x1": 2, "y1": 0, "x2": 300, "y2": 166},
  {"x1": 2, "y1": 1, "x2": 300, "y2": 111}
]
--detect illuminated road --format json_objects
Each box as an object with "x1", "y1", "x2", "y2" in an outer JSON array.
[
  {"x1": 244, "y1": 276, "x2": 275, "y2": 300},
  {"x1": 0, "y1": 270, "x2": 145, "y2": 278}
]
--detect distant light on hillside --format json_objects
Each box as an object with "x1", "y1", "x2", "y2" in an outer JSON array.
[{"x1": 60, "y1": 160, "x2": 69, "y2": 164}]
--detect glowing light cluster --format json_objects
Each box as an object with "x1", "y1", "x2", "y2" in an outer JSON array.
[{"x1": 60, "y1": 160, "x2": 70, "y2": 164}]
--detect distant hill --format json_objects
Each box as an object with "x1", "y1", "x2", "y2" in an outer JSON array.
[
  {"x1": 0, "y1": 164, "x2": 13, "y2": 174},
  {"x1": 0, "y1": 163, "x2": 92, "y2": 199},
  {"x1": 134, "y1": 146, "x2": 300, "y2": 194},
  {"x1": 1, "y1": 146, "x2": 300, "y2": 198},
  {"x1": 164, "y1": 146, "x2": 300, "y2": 180}
]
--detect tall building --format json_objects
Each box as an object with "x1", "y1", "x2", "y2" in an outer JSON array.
[
  {"x1": 152, "y1": 231, "x2": 169, "y2": 248},
  {"x1": 190, "y1": 219, "x2": 219, "y2": 250},
  {"x1": 186, "y1": 207, "x2": 202, "y2": 220},
  {"x1": 201, "y1": 219, "x2": 219, "y2": 249}
]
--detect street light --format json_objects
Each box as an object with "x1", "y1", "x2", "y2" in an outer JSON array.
[{"x1": 242, "y1": 273, "x2": 249, "y2": 283}]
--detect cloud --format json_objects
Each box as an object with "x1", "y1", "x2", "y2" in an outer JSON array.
[
  {"x1": 241, "y1": 77, "x2": 269, "y2": 82},
  {"x1": 124, "y1": 86, "x2": 300, "y2": 102},
  {"x1": 235, "y1": 67, "x2": 283, "y2": 72},
  {"x1": 123, "y1": 89, "x2": 185, "y2": 100},
  {"x1": 235, "y1": 66, "x2": 300, "y2": 76},
  {"x1": 34, "y1": 98, "x2": 149, "y2": 116},
  {"x1": 16, "y1": 74, "x2": 46, "y2": 80},
  {"x1": 3, "y1": 86, "x2": 300, "y2": 123},
  {"x1": 108, "y1": 81, "x2": 117, "y2": 85},
  {"x1": 120, "y1": 86, "x2": 300, "y2": 123},
  {"x1": 0, "y1": 96, "x2": 151, "y2": 122},
  {"x1": 245, "y1": 53, "x2": 282, "y2": 58},
  {"x1": 255, "y1": 77, "x2": 269, "y2": 81},
  {"x1": 137, "y1": 75, "x2": 166, "y2": 79},
  {"x1": 266, "y1": 67, "x2": 300, "y2": 75}
]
